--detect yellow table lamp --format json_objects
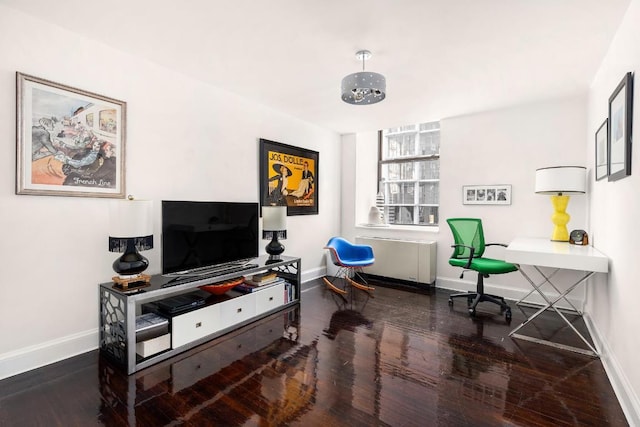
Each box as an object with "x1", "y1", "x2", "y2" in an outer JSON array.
[{"x1": 535, "y1": 166, "x2": 586, "y2": 241}]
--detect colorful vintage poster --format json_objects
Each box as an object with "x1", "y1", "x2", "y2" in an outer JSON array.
[{"x1": 260, "y1": 139, "x2": 319, "y2": 215}]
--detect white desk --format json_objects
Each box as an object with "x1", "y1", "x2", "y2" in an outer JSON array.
[{"x1": 504, "y1": 237, "x2": 608, "y2": 357}]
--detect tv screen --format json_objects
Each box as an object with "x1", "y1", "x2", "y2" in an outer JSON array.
[{"x1": 161, "y1": 201, "x2": 259, "y2": 274}]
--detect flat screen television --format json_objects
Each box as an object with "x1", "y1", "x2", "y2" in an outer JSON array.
[{"x1": 161, "y1": 200, "x2": 259, "y2": 274}]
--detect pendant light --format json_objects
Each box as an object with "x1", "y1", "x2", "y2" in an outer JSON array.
[{"x1": 341, "y1": 50, "x2": 386, "y2": 105}]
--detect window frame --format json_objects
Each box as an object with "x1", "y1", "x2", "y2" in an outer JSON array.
[{"x1": 377, "y1": 122, "x2": 440, "y2": 226}]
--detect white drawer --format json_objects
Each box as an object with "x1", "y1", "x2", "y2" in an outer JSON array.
[
  {"x1": 218, "y1": 294, "x2": 256, "y2": 330},
  {"x1": 255, "y1": 283, "x2": 285, "y2": 315},
  {"x1": 171, "y1": 304, "x2": 220, "y2": 349}
]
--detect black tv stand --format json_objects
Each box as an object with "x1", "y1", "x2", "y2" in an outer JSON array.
[{"x1": 99, "y1": 255, "x2": 301, "y2": 374}]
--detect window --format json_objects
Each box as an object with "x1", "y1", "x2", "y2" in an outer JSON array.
[{"x1": 379, "y1": 121, "x2": 440, "y2": 226}]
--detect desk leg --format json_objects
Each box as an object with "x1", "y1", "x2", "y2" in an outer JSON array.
[
  {"x1": 509, "y1": 267, "x2": 598, "y2": 357},
  {"x1": 516, "y1": 267, "x2": 560, "y2": 306},
  {"x1": 515, "y1": 267, "x2": 581, "y2": 313},
  {"x1": 532, "y1": 266, "x2": 582, "y2": 313}
]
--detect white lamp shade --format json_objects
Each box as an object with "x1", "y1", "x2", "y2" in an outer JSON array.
[
  {"x1": 535, "y1": 166, "x2": 586, "y2": 195},
  {"x1": 262, "y1": 206, "x2": 287, "y2": 231},
  {"x1": 109, "y1": 199, "x2": 153, "y2": 238}
]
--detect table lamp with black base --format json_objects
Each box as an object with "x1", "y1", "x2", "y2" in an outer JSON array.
[
  {"x1": 262, "y1": 205, "x2": 287, "y2": 264},
  {"x1": 109, "y1": 197, "x2": 154, "y2": 289}
]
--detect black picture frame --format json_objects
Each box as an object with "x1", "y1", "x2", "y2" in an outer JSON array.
[
  {"x1": 259, "y1": 138, "x2": 319, "y2": 215},
  {"x1": 595, "y1": 119, "x2": 608, "y2": 181},
  {"x1": 608, "y1": 72, "x2": 633, "y2": 181}
]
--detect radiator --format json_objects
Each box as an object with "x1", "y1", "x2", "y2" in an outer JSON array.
[{"x1": 355, "y1": 237, "x2": 436, "y2": 285}]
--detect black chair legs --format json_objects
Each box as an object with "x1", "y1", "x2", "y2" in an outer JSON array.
[{"x1": 448, "y1": 274, "x2": 512, "y2": 322}]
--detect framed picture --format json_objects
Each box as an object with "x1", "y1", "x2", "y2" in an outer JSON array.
[
  {"x1": 16, "y1": 72, "x2": 126, "y2": 198},
  {"x1": 595, "y1": 119, "x2": 608, "y2": 181},
  {"x1": 463, "y1": 185, "x2": 511, "y2": 205},
  {"x1": 259, "y1": 138, "x2": 318, "y2": 215},
  {"x1": 607, "y1": 72, "x2": 633, "y2": 182}
]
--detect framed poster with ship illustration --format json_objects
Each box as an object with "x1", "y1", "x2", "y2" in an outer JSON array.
[{"x1": 16, "y1": 72, "x2": 126, "y2": 198}]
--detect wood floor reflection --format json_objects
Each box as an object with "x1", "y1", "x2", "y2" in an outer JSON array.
[{"x1": 0, "y1": 279, "x2": 628, "y2": 426}]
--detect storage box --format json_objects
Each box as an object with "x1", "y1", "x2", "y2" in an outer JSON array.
[
  {"x1": 135, "y1": 313, "x2": 169, "y2": 342},
  {"x1": 136, "y1": 333, "x2": 171, "y2": 358}
]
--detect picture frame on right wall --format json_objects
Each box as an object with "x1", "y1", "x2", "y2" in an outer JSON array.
[
  {"x1": 607, "y1": 72, "x2": 633, "y2": 181},
  {"x1": 595, "y1": 118, "x2": 608, "y2": 181}
]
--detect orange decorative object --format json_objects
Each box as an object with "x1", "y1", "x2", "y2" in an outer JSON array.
[{"x1": 199, "y1": 277, "x2": 245, "y2": 295}]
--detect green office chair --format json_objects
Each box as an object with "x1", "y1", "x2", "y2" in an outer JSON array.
[{"x1": 446, "y1": 218, "x2": 516, "y2": 321}]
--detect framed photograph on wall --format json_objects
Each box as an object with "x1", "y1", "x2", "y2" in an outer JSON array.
[
  {"x1": 595, "y1": 119, "x2": 608, "y2": 181},
  {"x1": 16, "y1": 72, "x2": 126, "y2": 198},
  {"x1": 259, "y1": 138, "x2": 319, "y2": 215},
  {"x1": 463, "y1": 184, "x2": 511, "y2": 205},
  {"x1": 607, "y1": 72, "x2": 633, "y2": 182}
]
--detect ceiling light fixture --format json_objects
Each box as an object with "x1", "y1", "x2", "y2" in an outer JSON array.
[{"x1": 341, "y1": 50, "x2": 386, "y2": 105}]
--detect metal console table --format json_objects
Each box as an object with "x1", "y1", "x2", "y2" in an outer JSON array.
[
  {"x1": 99, "y1": 255, "x2": 301, "y2": 374},
  {"x1": 504, "y1": 237, "x2": 608, "y2": 357}
]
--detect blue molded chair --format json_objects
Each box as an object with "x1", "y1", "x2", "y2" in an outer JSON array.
[{"x1": 323, "y1": 237, "x2": 375, "y2": 297}]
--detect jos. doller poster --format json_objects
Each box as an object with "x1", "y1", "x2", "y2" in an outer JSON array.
[{"x1": 260, "y1": 139, "x2": 318, "y2": 215}]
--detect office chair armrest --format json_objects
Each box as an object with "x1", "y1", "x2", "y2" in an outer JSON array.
[
  {"x1": 451, "y1": 244, "x2": 475, "y2": 269},
  {"x1": 485, "y1": 243, "x2": 508, "y2": 248}
]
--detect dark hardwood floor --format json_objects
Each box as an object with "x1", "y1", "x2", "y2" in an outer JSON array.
[{"x1": 0, "y1": 279, "x2": 629, "y2": 426}]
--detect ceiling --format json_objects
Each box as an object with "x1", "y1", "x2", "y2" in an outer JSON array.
[{"x1": 2, "y1": 0, "x2": 631, "y2": 134}]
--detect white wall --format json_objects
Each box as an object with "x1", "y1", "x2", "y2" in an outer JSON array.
[
  {"x1": 344, "y1": 95, "x2": 588, "y2": 304},
  {"x1": 439, "y1": 97, "x2": 588, "y2": 298},
  {"x1": 0, "y1": 5, "x2": 341, "y2": 379},
  {"x1": 587, "y1": 0, "x2": 640, "y2": 423}
]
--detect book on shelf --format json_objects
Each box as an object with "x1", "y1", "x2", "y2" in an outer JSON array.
[
  {"x1": 249, "y1": 271, "x2": 277, "y2": 283},
  {"x1": 234, "y1": 278, "x2": 286, "y2": 293},
  {"x1": 284, "y1": 282, "x2": 296, "y2": 303}
]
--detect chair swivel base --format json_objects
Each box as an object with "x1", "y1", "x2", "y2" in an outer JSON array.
[{"x1": 448, "y1": 291, "x2": 512, "y2": 322}]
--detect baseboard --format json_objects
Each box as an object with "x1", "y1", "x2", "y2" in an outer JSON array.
[
  {"x1": 584, "y1": 314, "x2": 639, "y2": 426},
  {"x1": 304, "y1": 266, "x2": 326, "y2": 283},
  {"x1": 0, "y1": 329, "x2": 98, "y2": 381},
  {"x1": 435, "y1": 277, "x2": 583, "y2": 310}
]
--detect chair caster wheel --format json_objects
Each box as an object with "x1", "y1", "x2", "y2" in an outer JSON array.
[
  {"x1": 505, "y1": 309, "x2": 512, "y2": 322},
  {"x1": 468, "y1": 308, "x2": 476, "y2": 317},
  {"x1": 448, "y1": 299, "x2": 453, "y2": 306}
]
